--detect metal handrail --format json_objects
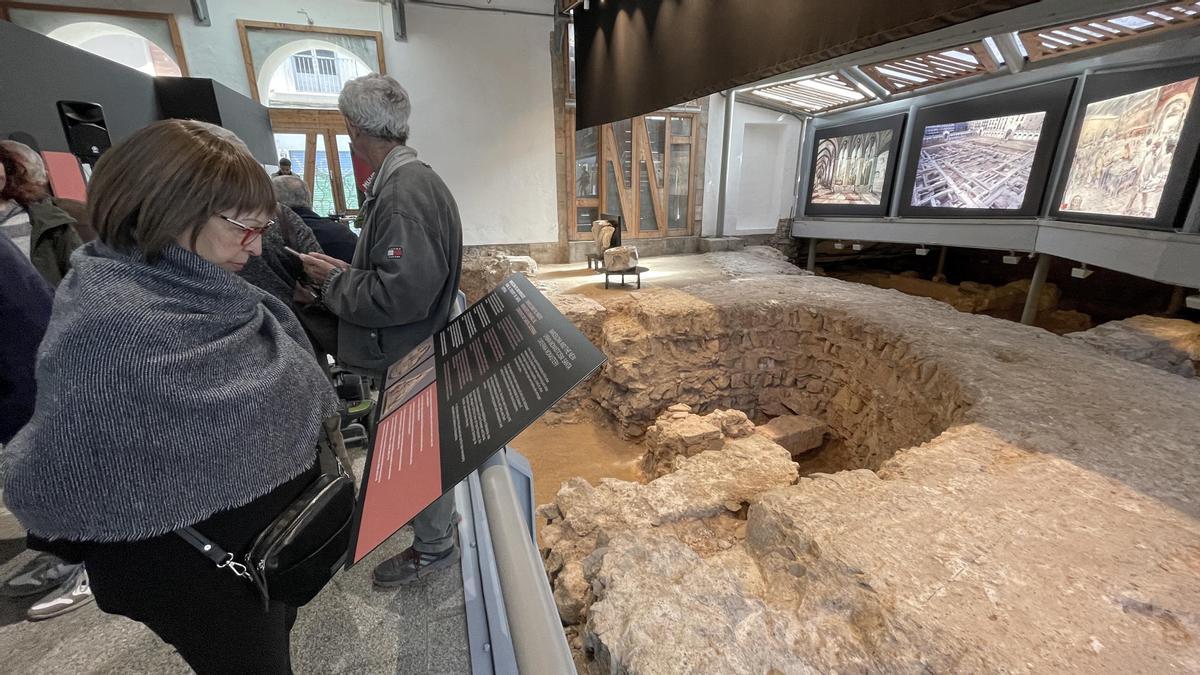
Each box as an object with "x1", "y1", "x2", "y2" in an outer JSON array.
[{"x1": 479, "y1": 451, "x2": 576, "y2": 674}]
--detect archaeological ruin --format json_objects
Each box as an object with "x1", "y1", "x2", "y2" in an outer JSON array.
[{"x1": 516, "y1": 255, "x2": 1200, "y2": 673}]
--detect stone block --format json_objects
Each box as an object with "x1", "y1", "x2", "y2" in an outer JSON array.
[
  {"x1": 603, "y1": 245, "x2": 639, "y2": 271},
  {"x1": 702, "y1": 409, "x2": 755, "y2": 438},
  {"x1": 698, "y1": 237, "x2": 745, "y2": 253},
  {"x1": 755, "y1": 415, "x2": 826, "y2": 456},
  {"x1": 506, "y1": 255, "x2": 538, "y2": 277}
]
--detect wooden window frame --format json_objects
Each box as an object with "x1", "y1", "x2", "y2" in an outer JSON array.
[
  {"x1": 0, "y1": 1, "x2": 189, "y2": 75},
  {"x1": 237, "y1": 20, "x2": 386, "y2": 104},
  {"x1": 269, "y1": 108, "x2": 359, "y2": 216},
  {"x1": 567, "y1": 109, "x2": 700, "y2": 241}
]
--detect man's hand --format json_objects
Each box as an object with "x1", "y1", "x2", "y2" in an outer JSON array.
[
  {"x1": 299, "y1": 252, "x2": 350, "y2": 285},
  {"x1": 293, "y1": 283, "x2": 318, "y2": 306}
]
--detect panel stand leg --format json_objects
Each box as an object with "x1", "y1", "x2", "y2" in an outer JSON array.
[
  {"x1": 933, "y1": 246, "x2": 949, "y2": 282},
  {"x1": 1168, "y1": 286, "x2": 1186, "y2": 315},
  {"x1": 806, "y1": 238, "x2": 817, "y2": 273},
  {"x1": 1020, "y1": 254, "x2": 1053, "y2": 326}
]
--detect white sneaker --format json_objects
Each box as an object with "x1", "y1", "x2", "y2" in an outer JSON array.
[{"x1": 26, "y1": 564, "x2": 94, "y2": 621}]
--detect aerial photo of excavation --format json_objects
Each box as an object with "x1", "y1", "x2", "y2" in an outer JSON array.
[{"x1": 911, "y1": 111, "x2": 1045, "y2": 209}]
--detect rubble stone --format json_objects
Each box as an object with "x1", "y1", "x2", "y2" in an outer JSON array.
[
  {"x1": 840, "y1": 271, "x2": 1062, "y2": 314},
  {"x1": 459, "y1": 249, "x2": 540, "y2": 305},
  {"x1": 640, "y1": 409, "x2": 723, "y2": 479},
  {"x1": 755, "y1": 414, "x2": 826, "y2": 456},
  {"x1": 701, "y1": 408, "x2": 755, "y2": 438},
  {"x1": 540, "y1": 429, "x2": 798, "y2": 646},
  {"x1": 1070, "y1": 314, "x2": 1200, "y2": 378}
]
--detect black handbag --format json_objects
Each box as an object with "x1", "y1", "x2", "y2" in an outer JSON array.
[{"x1": 175, "y1": 422, "x2": 356, "y2": 610}]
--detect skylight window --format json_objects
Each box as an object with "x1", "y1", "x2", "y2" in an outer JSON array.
[
  {"x1": 742, "y1": 73, "x2": 875, "y2": 115},
  {"x1": 1019, "y1": 2, "x2": 1200, "y2": 62},
  {"x1": 861, "y1": 43, "x2": 998, "y2": 94}
]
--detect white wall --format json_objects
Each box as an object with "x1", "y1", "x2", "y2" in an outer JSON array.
[
  {"x1": 702, "y1": 94, "x2": 804, "y2": 236},
  {"x1": 14, "y1": 0, "x2": 560, "y2": 246}
]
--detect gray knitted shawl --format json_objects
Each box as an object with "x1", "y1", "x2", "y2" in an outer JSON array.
[{"x1": 3, "y1": 241, "x2": 339, "y2": 541}]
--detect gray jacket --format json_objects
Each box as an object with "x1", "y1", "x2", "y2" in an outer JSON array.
[{"x1": 323, "y1": 145, "x2": 463, "y2": 373}]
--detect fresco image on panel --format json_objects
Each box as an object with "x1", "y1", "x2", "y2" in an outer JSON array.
[
  {"x1": 810, "y1": 129, "x2": 894, "y2": 205},
  {"x1": 910, "y1": 112, "x2": 1046, "y2": 209},
  {"x1": 1059, "y1": 77, "x2": 1197, "y2": 219}
]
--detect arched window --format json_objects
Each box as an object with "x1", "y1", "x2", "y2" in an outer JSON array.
[
  {"x1": 47, "y1": 21, "x2": 181, "y2": 77},
  {"x1": 260, "y1": 40, "x2": 372, "y2": 109}
]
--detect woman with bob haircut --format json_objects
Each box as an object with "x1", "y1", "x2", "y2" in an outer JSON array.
[{"x1": 3, "y1": 119, "x2": 339, "y2": 674}]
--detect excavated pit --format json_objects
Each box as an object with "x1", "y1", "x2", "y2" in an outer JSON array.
[{"x1": 550, "y1": 281, "x2": 970, "y2": 476}]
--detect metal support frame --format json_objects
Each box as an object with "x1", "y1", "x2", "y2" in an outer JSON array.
[
  {"x1": 935, "y1": 246, "x2": 949, "y2": 280},
  {"x1": 788, "y1": 116, "x2": 811, "y2": 220},
  {"x1": 840, "y1": 66, "x2": 891, "y2": 100},
  {"x1": 189, "y1": 0, "x2": 210, "y2": 26},
  {"x1": 806, "y1": 238, "x2": 817, "y2": 272},
  {"x1": 992, "y1": 31, "x2": 1026, "y2": 74},
  {"x1": 1020, "y1": 253, "x2": 1053, "y2": 325},
  {"x1": 715, "y1": 90, "x2": 736, "y2": 238},
  {"x1": 457, "y1": 480, "x2": 506, "y2": 675},
  {"x1": 391, "y1": 0, "x2": 408, "y2": 41},
  {"x1": 1182, "y1": 175, "x2": 1200, "y2": 233}
]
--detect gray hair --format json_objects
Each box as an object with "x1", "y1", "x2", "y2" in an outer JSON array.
[
  {"x1": 0, "y1": 140, "x2": 46, "y2": 186},
  {"x1": 272, "y1": 174, "x2": 311, "y2": 209},
  {"x1": 338, "y1": 73, "x2": 411, "y2": 144}
]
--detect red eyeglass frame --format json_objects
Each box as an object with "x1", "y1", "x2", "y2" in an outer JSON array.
[{"x1": 218, "y1": 214, "x2": 275, "y2": 246}]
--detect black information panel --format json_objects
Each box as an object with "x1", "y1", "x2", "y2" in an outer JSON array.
[
  {"x1": 433, "y1": 274, "x2": 605, "y2": 489},
  {"x1": 348, "y1": 274, "x2": 606, "y2": 565}
]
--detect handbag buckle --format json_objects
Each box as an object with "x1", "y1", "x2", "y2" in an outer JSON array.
[{"x1": 217, "y1": 553, "x2": 252, "y2": 581}]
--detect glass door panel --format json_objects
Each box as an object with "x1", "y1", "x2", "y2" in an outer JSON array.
[
  {"x1": 611, "y1": 119, "x2": 633, "y2": 189},
  {"x1": 604, "y1": 162, "x2": 625, "y2": 228},
  {"x1": 575, "y1": 127, "x2": 599, "y2": 199},
  {"x1": 576, "y1": 207, "x2": 598, "y2": 233},
  {"x1": 670, "y1": 116, "x2": 692, "y2": 137},
  {"x1": 273, "y1": 133, "x2": 306, "y2": 176},
  {"x1": 645, "y1": 116, "x2": 666, "y2": 185},
  {"x1": 638, "y1": 160, "x2": 657, "y2": 231},
  {"x1": 668, "y1": 143, "x2": 691, "y2": 230},
  {"x1": 310, "y1": 133, "x2": 336, "y2": 216},
  {"x1": 334, "y1": 135, "x2": 359, "y2": 211}
]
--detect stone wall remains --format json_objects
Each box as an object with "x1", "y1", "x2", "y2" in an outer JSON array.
[{"x1": 572, "y1": 283, "x2": 967, "y2": 471}]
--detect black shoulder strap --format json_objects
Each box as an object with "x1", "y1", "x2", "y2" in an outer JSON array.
[{"x1": 175, "y1": 527, "x2": 252, "y2": 580}]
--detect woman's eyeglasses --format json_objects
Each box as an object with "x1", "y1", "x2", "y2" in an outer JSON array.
[{"x1": 219, "y1": 214, "x2": 275, "y2": 246}]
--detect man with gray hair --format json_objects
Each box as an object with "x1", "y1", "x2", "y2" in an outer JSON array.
[
  {"x1": 300, "y1": 73, "x2": 463, "y2": 587},
  {"x1": 273, "y1": 174, "x2": 358, "y2": 264}
]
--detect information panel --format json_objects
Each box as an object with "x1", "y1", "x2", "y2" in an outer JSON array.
[{"x1": 348, "y1": 275, "x2": 606, "y2": 565}]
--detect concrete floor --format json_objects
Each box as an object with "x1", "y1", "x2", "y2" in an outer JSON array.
[
  {"x1": 0, "y1": 455, "x2": 469, "y2": 675},
  {"x1": 536, "y1": 248, "x2": 802, "y2": 299}
]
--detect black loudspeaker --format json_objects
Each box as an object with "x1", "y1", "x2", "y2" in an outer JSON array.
[{"x1": 56, "y1": 101, "x2": 111, "y2": 166}]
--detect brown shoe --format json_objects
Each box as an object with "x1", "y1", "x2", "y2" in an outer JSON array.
[{"x1": 371, "y1": 544, "x2": 460, "y2": 588}]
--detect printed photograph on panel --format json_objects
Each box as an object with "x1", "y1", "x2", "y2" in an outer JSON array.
[
  {"x1": 380, "y1": 356, "x2": 436, "y2": 420},
  {"x1": 910, "y1": 112, "x2": 1046, "y2": 209},
  {"x1": 1060, "y1": 77, "x2": 1197, "y2": 219},
  {"x1": 810, "y1": 129, "x2": 894, "y2": 205}
]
